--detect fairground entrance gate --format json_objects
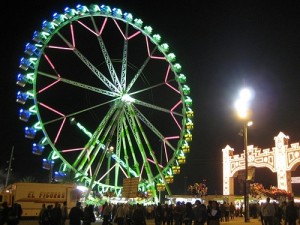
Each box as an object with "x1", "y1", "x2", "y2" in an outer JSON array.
[{"x1": 222, "y1": 132, "x2": 300, "y2": 196}]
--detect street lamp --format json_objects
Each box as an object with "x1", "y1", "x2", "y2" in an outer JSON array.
[{"x1": 235, "y1": 88, "x2": 253, "y2": 223}]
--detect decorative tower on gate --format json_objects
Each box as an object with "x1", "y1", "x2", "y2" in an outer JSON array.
[
  {"x1": 222, "y1": 145, "x2": 234, "y2": 196},
  {"x1": 274, "y1": 132, "x2": 291, "y2": 192}
]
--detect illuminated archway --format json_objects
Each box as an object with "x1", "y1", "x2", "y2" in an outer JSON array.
[{"x1": 223, "y1": 132, "x2": 300, "y2": 196}]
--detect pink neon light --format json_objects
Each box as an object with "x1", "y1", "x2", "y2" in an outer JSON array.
[
  {"x1": 44, "y1": 54, "x2": 55, "y2": 69},
  {"x1": 39, "y1": 102, "x2": 65, "y2": 116},
  {"x1": 163, "y1": 136, "x2": 180, "y2": 162},
  {"x1": 98, "y1": 164, "x2": 116, "y2": 182},
  {"x1": 113, "y1": 19, "x2": 141, "y2": 40},
  {"x1": 39, "y1": 102, "x2": 66, "y2": 144},
  {"x1": 76, "y1": 18, "x2": 110, "y2": 36},
  {"x1": 128, "y1": 31, "x2": 141, "y2": 40},
  {"x1": 61, "y1": 147, "x2": 85, "y2": 152},
  {"x1": 71, "y1": 23, "x2": 75, "y2": 47},
  {"x1": 113, "y1": 19, "x2": 126, "y2": 39},
  {"x1": 38, "y1": 54, "x2": 61, "y2": 94},
  {"x1": 99, "y1": 17, "x2": 108, "y2": 35},
  {"x1": 97, "y1": 163, "x2": 129, "y2": 182},
  {"x1": 147, "y1": 158, "x2": 163, "y2": 168},
  {"x1": 47, "y1": 46, "x2": 74, "y2": 50},
  {"x1": 145, "y1": 37, "x2": 165, "y2": 60},
  {"x1": 48, "y1": 24, "x2": 76, "y2": 50},
  {"x1": 170, "y1": 100, "x2": 183, "y2": 130},
  {"x1": 77, "y1": 20, "x2": 99, "y2": 36},
  {"x1": 164, "y1": 65, "x2": 180, "y2": 94},
  {"x1": 140, "y1": 164, "x2": 144, "y2": 181},
  {"x1": 54, "y1": 117, "x2": 66, "y2": 144},
  {"x1": 38, "y1": 78, "x2": 60, "y2": 93},
  {"x1": 119, "y1": 166, "x2": 129, "y2": 178},
  {"x1": 165, "y1": 136, "x2": 180, "y2": 140}
]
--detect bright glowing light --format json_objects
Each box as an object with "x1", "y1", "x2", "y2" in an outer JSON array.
[
  {"x1": 77, "y1": 185, "x2": 88, "y2": 192},
  {"x1": 239, "y1": 88, "x2": 253, "y2": 101},
  {"x1": 235, "y1": 88, "x2": 253, "y2": 119},
  {"x1": 122, "y1": 94, "x2": 134, "y2": 103}
]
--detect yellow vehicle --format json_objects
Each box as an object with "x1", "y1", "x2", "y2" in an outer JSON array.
[{"x1": 0, "y1": 182, "x2": 82, "y2": 217}]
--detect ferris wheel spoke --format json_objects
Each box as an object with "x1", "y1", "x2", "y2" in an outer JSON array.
[
  {"x1": 38, "y1": 71, "x2": 119, "y2": 97},
  {"x1": 124, "y1": 106, "x2": 156, "y2": 181},
  {"x1": 126, "y1": 46, "x2": 158, "y2": 93},
  {"x1": 132, "y1": 106, "x2": 174, "y2": 178},
  {"x1": 113, "y1": 121, "x2": 123, "y2": 186},
  {"x1": 129, "y1": 80, "x2": 168, "y2": 95},
  {"x1": 96, "y1": 35, "x2": 122, "y2": 91},
  {"x1": 89, "y1": 16, "x2": 123, "y2": 91},
  {"x1": 120, "y1": 31, "x2": 129, "y2": 90},
  {"x1": 72, "y1": 103, "x2": 119, "y2": 170},
  {"x1": 125, "y1": 105, "x2": 172, "y2": 196},
  {"x1": 88, "y1": 104, "x2": 123, "y2": 190},
  {"x1": 55, "y1": 31, "x2": 119, "y2": 94},
  {"x1": 133, "y1": 98, "x2": 182, "y2": 116},
  {"x1": 121, "y1": 117, "x2": 141, "y2": 176},
  {"x1": 132, "y1": 106, "x2": 177, "y2": 153},
  {"x1": 41, "y1": 98, "x2": 117, "y2": 127}
]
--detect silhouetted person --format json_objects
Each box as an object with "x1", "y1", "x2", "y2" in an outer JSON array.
[
  {"x1": 0, "y1": 202, "x2": 9, "y2": 225},
  {"x1": 261, "y1": 197, "x2": 275, "y2": 225},
  {"x1": 132, "y1": 204, "x2": 146, "y2": 225},
  {"x1": 61, "y1": 201, "x2": 68, "y2": 225},
  {"x1": 41, "y1": 205, "x2": 53, "y2": 225},
  {"x1": 7, "y1": 203, "x2": 22, "y2": 225},
  {"x1": 285, "y1": 200, "x2": 298, "y2": 225},
  {"x1": 69, "y1": 202, "x2": 84, "y2": 225},
  {"x1": 82, "y1": 205, "x2": 96, "y2": 225}
]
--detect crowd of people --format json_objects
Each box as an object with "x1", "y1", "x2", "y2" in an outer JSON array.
[
  {"x1": 258, "y1": 198, "x2": 300, "y2": 225},
  {"x1": 1, "y1": 198, "x2": 300, "y2": 225},
  {"x1": 95, "y1": 198, "x2": 300, "y2": 225},
  {"x1": 0, "y1": 202, "x2": 23, "y2": 225},
  {"x1": 36, "y1": 201, "x2": 147, "y2": 225}
]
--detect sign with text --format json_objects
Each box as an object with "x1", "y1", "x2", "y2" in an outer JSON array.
[
  {"x1": 122, "y1": 178, "x2": 139, "y2": 198},
  {"x1": 291, "y1": 177, "x2": 300, "y2": 183}
]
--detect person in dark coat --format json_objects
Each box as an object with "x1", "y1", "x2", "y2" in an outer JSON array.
[
  {"x1": 285, "y1": 200, "x2": 298, "y2": 225},
  {"x1": 61, "y1": 201, "x2": 68, "y2": 225},
  {"x1": 182, "y1": 202, "x2": 194, "y2": 225},
  {"x1": 82, "y1": 205, "x2": 96, "y2": 225},
  {"x1": 7, "y1": 203, "x2": 23, "y2": 225},
  {"x1": 51, "y1": 203, "x2": 62, "y2": 225},
  {"x1": 155, "y1": 203, "x2": 163, "y2": 225},
  {"x1": 69, "y1": 202, "x2": 84, "y2": 225},
  {"x1": 0, "y1": 202, "x2": 9, "y2": 225},
  {"x1": 131, "y1": 204, "x2": 146, "y2": 225},
  {"x1": 193, "y1": 200, "x2": 207, "y2": 225},
  {"x1": 207, "y1": 201, "x2": 221, "y2": 225},
  {"x1": 41, "y1": 205, "x2": 53, "y2": 225}
]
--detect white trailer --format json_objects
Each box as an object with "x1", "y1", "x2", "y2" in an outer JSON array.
[{"x1": 0, "y1": 182, "x2": 82, "y2": 217}]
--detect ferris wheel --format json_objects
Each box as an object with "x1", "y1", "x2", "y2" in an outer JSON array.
[{"x1": 16, "y1": 3, "x2": 193, "y2": 202}]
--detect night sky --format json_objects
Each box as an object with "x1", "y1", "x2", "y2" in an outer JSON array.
[{"x1": 1, "y1": 1, "x2": 300, "y2": 196}]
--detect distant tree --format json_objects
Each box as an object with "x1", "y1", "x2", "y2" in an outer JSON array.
[
  {"x1": 250, "y1": 183, "x2": 293, "y2": 200},
  {"x1": 0, "y1": 169, "x2": 6, "y2": 190},
  {"x1": 20, "y1": 176, "x2": 38, "y2": 183},
  {"x1": 187, "y1": 180, "x2": 208, "y2": 197},
  {"x1": 0, "y1": 168, "x2": 18, "y2": 187},
  {"x1": 0, "y1": 169, "x2": 6, "y2": 184}
]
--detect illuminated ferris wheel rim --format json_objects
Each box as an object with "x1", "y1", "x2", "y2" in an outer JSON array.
[{"x1": 16, "y1": 3, "x2": 194, "y2": 201}]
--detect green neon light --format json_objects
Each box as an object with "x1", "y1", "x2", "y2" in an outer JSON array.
[{"x1": 75, "y1": 122, "x2": 138, "y2": 177}]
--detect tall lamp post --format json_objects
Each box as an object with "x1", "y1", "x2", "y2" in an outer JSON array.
[{"x1": 235, "y1": 88, "x2": 253, "y2": 223}]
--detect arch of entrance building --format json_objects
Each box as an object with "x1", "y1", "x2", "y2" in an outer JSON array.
[{"x1": 222, "y1": 132, "x2": 300, "y2": 196}]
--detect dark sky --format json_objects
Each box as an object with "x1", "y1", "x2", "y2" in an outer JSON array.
[{"x1": 1, "y1": 1, "x2": 300, "y2": 196}]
